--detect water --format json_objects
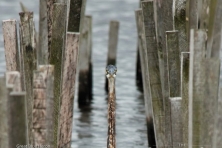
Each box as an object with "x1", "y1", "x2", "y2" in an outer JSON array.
[{"x1": 0, "y1": 0, "x2": 148, "y2": 147}]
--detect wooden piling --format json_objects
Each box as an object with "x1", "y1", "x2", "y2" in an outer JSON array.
[
  {"x1": 105, "y1": 21, "x2": 119, "y2": 92},
  {"x1": 5, "y1": 71, "x2": 27, "y2": 147},
  {"x1": 170, "y1": 97, "x2": 182, "y2": 147},
  {"x1": 39, "y1": 0, "x2": 49, "y2": 64},
  {"x1": 142, "y1": 1, "x2": 165, "y2": 147},
  {"x1": 174, "y1": 0, "x2": 188, "y2": 52},
  {"x1": 19, "y1": 11, "x2": 37, "y2": 144},
  {"x1": 78, "y1": 16, "x2": 93, "y2": 106},
  {"x1": 188, "y1": 29, "x2": 207, "y2": 147},
  {"x1": 48, "y1": 3, "x2": 67, "y2": 147},
  {"x1": 68, "y1": 0, "x2": 86, "y2": 32},
  {"x1": 2, "y1": 19, "x2": 20, "y2": 71},
  {"x1": 32, "y1": 65, "x2": 54, "y2": 146},
  {"x1": 58, "y1": 32, "x2": 79, "y2": 148},
  {"x1": 0, "y1": 77, "x2": 9, "y2": 148},
  {"x1": 181, "y1": 52, "x2": 190, "y2": 148},
  {"x1": 206, "y1": 0, "x2": 222, "y2": 58},
  {"x1": 166, "y1": 31, "x2": 180, "y2": 97},
  {"x1": 135, "y1": 9, "x2": 156, "y2": 146}
]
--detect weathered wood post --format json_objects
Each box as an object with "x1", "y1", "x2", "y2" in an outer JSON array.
[
  {"x1": 78, "y1": 16, "x2": 93, "y2": 107},
  {"x1": 0, "y1": 77, "x2": 8, "y2": 148},
  {"x1": 39, "y1": 0, "x2": 49, "y2": 64},
  {"x1": 5, "y1": 71, "x2": 27, "y2": 147},
  {"x1": 58, "y1": 32, "x2": 79, "y2": 148},
  {"x1": 187, "y1": 0, "x2": 198, "y2": 40},
  {"x1": 188, "y1": 29, "x2": 207, "y2": 147},
  {"x1": 181, "y1": 52, "x2": 190, "y2": 147},
  {"x1": 135, "y1": 9, "x2": 156, "y2": 146},
  {"x1": 48, "y1": 3, "x2": 67, "y2": 147},
  {"x1": 106, "y1": 65, "x2": 117, "y2": 148},
  {"x1": 19, "y1": 11, "x2": 37, "y2": 144},
  {"x1": 2, "y1": 19, "x2": 20, "y2": 71},
  {"x1": 166, "y1": 30, "x2": 181, "y2": 147},
  {"x1": 142, "y1": 1, "x2": 165, "y2": 147},
  {"x1": 170, "y1": 97, "x2": 182, "y2": 147},
  {"x1": 105, "y1": 20, "x2": 119, "y2": 92},
  {"x1": 32, "y1": 65, "x2": 54, "y2": 146}
]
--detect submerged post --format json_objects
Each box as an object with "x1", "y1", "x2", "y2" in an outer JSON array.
[{"x1": 106, "y1": 65, "x2": 117, "y2": 148}]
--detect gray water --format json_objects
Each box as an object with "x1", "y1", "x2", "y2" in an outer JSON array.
[{"x1": 0, "y1": 0, "x2": 148, "y2": 147}]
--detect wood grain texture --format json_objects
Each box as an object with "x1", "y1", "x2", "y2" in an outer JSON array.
[
  {"x1": 170, "y1": 97, "x2": 182, "y2": 147},
  {"x1": 2, "y1": 19, "x2": 20, "y2": 71},
  {"x1": 181, "y1": 52, "x2": 190, "y2": 148},
  {"x1": 142, "y1": 1, "x2": 165, "y2": 147},
  {"x1": 48, "y1": 3, "x2": 67, "y2": 147},
  {"x1": 135, "y1": 9, "x2": 156, "y2": 147},
  {"x1": 0, "y1": 77, "x2": 9, "y2": 148},
  {"x1": 19, "y1": 11, "x2": 37, "y2": 144},
  {"x1": 58, "y1": 32, "x2": 79, "y2": 148}
]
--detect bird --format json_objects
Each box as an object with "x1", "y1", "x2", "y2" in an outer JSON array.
[{"x1": 106, "y1": 65, "x2": 117, "y2": 148}]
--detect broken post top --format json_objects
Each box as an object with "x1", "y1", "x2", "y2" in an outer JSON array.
[{"x1": 106, "y1": 65, "x2": 117, "y2": 78}]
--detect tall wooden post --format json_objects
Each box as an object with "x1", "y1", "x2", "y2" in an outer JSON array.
[
  {"x1": 58, "y1": 32, "x2": 79, "y2": 148},
  {"x1": 142, "y1": 1, "x2": 165, "y2": 147},
  {"x1": 19, "y1": 11, "x2": 37, "y2": 144}
]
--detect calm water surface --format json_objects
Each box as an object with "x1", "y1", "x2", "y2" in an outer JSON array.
[{"x1": 0, "y1": 0, "x2": 148, "y2": 147}]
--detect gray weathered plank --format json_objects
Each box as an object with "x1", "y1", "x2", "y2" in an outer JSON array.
[
  {"x1": 58, "y1": 32, "x2": 79, "y2": 148},
  {"x1": 2, "y1": 19, "x2": 20, "y2": 71},
  {"x1": 142, "y1": 1, "x2": 165, "y2": 147},
  {"x1": 135, "y1": 9, "x2": 156, "y2": 146}
]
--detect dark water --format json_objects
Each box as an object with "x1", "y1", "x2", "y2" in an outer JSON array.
[{"x1": 0, "y1": 0, "x2": 148, "y2": 147}]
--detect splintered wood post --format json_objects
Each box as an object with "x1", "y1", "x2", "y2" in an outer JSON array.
[
  {"x1": 5, "y1": 71, "x2": 27, "y2": 147},
  {"x1": 188, "y1": 29, "x2": 207, "y2": 147},
  {"x1": 47, "y1": 0, "x2": 55, "y2": 55},
  {"x1": 32, "y1": 65, "x2": 54, "y2": 145},
  {"x1": 0, "y1": 77, "x2": 8, "y2": 148},
  {"x1": 199, "y1": 59, "x2": 220, "y2": 147},
  {"x1": 58, "y1": 32, "x2": 79, "y2": 148},
  {"x1": 39, "y1": 0, "x2": 49, "y2": 64},
  {"x1": 181, "y1": 52, "x2": 190, "y2": 147},
  {"x1": 174, "y1": 0, "x2": 188, "y2": 52},
  {"x1": 135, "y1": 9, "x2": 156, "y2": 146},
  {"x1": 105, "y1": 20, "x2": 119, "y2": 92},
  {"x1": 2, "y1": 19, "x2": 20, "y2": 71},
  {"x1": 68, "y1": 0, "x2": 86, "y2": 32},
  {"x1": 170, "y1": 97, "x2": 182, "y2": 147},
  {"x1": 19, "y1": 11, "x2": 37, "y2": 144},
  {"x1": 78, "y1": 16, "x2": 93, "y2": 106},
  {"x1": 142, "y1": 1, "x2": 165, "y2": 147},
  {"x1": 48, "y1": 3, "x2": 67, "y2": 147},
  {"x1": 166, "y1": 31, "x2": 180, "y2": 97},
  {"x1": 206, "y1": 0, "x2": 222, "y2": 58}
]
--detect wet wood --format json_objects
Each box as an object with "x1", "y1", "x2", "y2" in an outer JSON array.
[
  {"x1": 0, "y1": 77, "x2": 9, "y2": 148},
  {"x1": 2, "y1": 19, "x2": 20, "y2": 71},
  {"x1": 32, "y1": 65, "x2": 54, "y2": 146},
  {"x1": 105, "y1": 20, "x2": 119, "y2": 92},
  {"x1": 142, "y1": 1, "x2": 165, "y2": 147},
  {"x1": 68, "y1": 0, "x2": 86, "y2": 32},
  {"x1": 19, "y1": 11, "x2": 37, "y2": 144},
  {"x1": 5, "y1": 71, "x2": 27, "y2": 147},
  {"x1": 78, "y1": 16, "x2": 93, "y2": 106},
  {"x1": 166, "y1": 31, "x2": 180, "y2": 97},
  {"x1": 181, "y1": 52, "x2": 190, "y2": 148},
  {"x1": 48, "y1": 3, "x2": 67, "y2": 147},
  {"x1": 58, "y1": 32, "x2": 79, "y2": 148},
  {"x1": 135, "y1": 9, "x2": 156, "y2": 147},
  {"x1": 39, "y1": 0, "x2": 49, "y2": 64},
  {"x1": 170, "y1": 97, "x2": 182, "y2": 147},
  {"x1": 188, "y1": 29, "x2": 207, "y2": 147}
]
